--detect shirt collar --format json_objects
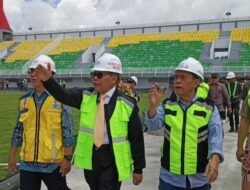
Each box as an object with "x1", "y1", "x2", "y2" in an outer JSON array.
[
  {"x1": 104, "y1": 86, "x2": 116, "y2": 98},
  {"x1": 31, "y1": 89, "x2": 49, "y2": 97},
  {"x1": 177, "y1": 95, "x2": 198, "y2": 107}
]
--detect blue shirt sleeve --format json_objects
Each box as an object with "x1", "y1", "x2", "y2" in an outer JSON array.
[
  {"x1": 145, "y1": 104, "x2": 165, "y2": 131},
  {"x1": 11, "y1": 112, "x2": 23, "y2": 147},
  {"x1": 61, "y1": 104, "x2": 75, "y2": 147},
  {"x1": 208, "y1": 106, "x2": 224, "y2": 162}
]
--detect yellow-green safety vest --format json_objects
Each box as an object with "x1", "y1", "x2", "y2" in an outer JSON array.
[
  {"x1": 74, "y1": 91, "x2": 134, "y2": 181},
  {"x1": 247, "y1": 90, "x2": 250, "y2": 107},
  {"x1": 161, "y1": 98, "x2": 213, "y2": 175},
  {"x1": 226, "y1": 81, "x2": 239, "y2": 99},
  {"x1": 196, "y1": 82, "x2": 209, "y2": 99},
  {"x1": 19, "y1": 93, "x2": 63, "y2": 163}
]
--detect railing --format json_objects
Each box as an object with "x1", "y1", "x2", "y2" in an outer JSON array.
[{"x1": 1, "y1": 66, "x2": 250, "y2": 78}]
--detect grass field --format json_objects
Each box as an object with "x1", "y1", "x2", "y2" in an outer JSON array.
[{"x1": 0, "y1": 91, "x2": 149, "y2": 180}]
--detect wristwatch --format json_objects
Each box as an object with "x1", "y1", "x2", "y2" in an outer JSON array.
[{"x1": 64, "y1": 155, "x2": 73, "y2": 161}]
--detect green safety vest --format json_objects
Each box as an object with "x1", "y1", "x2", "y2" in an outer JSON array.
[
  {"x1": 226, "y1": 82, "x2": 239, "y2": 99},
  {"x1": 74, "y1": 91, "x2": 134, "y2": 181},
  {"x1": 196, "y1": 82, "x2": 209, "y2": 99},
  {"x1": 247, "y1": 90, "x2": 250, "y2": 107},
  {"x1": 161, "y1": 98, "x2": 213, "y2": 175}
]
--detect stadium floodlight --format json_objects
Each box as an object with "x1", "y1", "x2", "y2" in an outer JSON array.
[
  {"x1": 225, "y1": 11, "x2": 231, "y2": 20},
  {"x1": 115, "y1": 20, "x2": 120, "y2": 26}
]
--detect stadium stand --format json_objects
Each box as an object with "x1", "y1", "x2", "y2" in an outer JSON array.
[
  {"x1": 0, "y1": 40, "x2": 15, "y2": 50},
  {"x1": 0, "y1": 37, "x2": 105, "y2": 71},
  {"x1": 109, "y1": 30, "x2": 219, "y2": 68},
  {"x1": 224, "y1": 27, "x2": 250, "y2": 68}
]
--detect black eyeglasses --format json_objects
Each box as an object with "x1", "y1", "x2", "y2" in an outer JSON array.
[
  {"x1": 126, "y1": 80, "x2": 135, "y2": 84},
  {"x1": 91, "y1": 71, "x2": 111, "y2": 79},
  {"x1": 28, "y1": 69, "x2": 35, "y2": 75}
]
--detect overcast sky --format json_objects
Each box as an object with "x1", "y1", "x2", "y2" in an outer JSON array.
[{"x1": 3, "y1": 0, "x2": 250, "y2": 32}]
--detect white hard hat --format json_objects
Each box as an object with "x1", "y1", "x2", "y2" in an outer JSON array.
[
  {"x1": 226, "y1": 72, "x2": 236, "y2": 79},
  {"x1": 91, "y1": 53, "x2": 123, "y2": 74},
  {"x1": 130, "y1": 76, "x2": 138, "y2": 85},
  {"x1": 28, "y1": 54, "x2": 56, "y2": 73},
  {"x1": 175, "y1": 57, "x2": 204, "y2": 81}
]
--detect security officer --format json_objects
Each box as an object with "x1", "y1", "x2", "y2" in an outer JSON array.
[
  {"x1": 8, "y1": 55, "x2": 74, "y2": 190},
  {"x1": 226, "y1": 72, "x2": 242, "y2": 132},
  {"x1": 35, "y1": 53, "x2": 146, "y2": 190},
  {"x1": 145, "y1": 57, "x2": 223, "y2": 190}
]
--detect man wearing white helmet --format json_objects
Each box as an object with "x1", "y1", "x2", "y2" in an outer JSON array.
[
  {"x1": 126, "y1": 76, "x2": 142, "y2": 102},
  {"x1": 145, "y1": 57, "x2": 223, "y2": 190},
  {"x1": 226, "y1": 72, "x2": 242, "y2": 132},
  {"x1": 8, "y1": 54, "x2": 74, "y2": 190},
  {"x1": 35, "y1": 53, "x2": 145, "y2": 190}
]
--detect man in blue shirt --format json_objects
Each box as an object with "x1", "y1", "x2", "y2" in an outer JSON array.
[
  {"x1": 145, "y1": 57, "x2": 224, "y2": 190},
  {"x1": 8, "y1": 55, "x2": 74, "y2": 190}
]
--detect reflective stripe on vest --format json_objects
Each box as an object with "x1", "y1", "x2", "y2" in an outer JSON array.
[
  {"x1": 19, "y1": 95, "x2": 63, "y2": 163},
  {"x1": 74, "y1": 91, "x2": 134, "y2": 181},
  {"x1": 161, "y1": 99, "x2": 213, "y2": 175},
  {"x1": 226, "y1": 82, "x2": 239, "y2": 98}
]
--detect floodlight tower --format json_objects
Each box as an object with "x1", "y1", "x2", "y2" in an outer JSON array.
[{"x1": 0, "y1": 0, "x2": 12, "y2": 41}]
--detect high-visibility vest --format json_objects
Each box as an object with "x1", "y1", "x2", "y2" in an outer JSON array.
[
  {"x1": 247, "y1": 90, "x2": 250, "y2": 107},
  {"x1": 226, "y1": 81, "x2": 240, "y2": 99},
  {"x1": 19, "y1": 92, "x2": 63, "y2": 163},
  {"x1": 74, "y1": 91, "x2": 134, "y2": 181},
  {"x1": 196, "y1": 82, "x2": 209, "y2": 99},
  {"x1": 161, "y1": 98, "x2": 213, "y2": 175}
]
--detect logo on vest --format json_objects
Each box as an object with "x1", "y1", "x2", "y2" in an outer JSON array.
[{"x1": 52, "y1": 101, "x2": 59, "y2": 110}]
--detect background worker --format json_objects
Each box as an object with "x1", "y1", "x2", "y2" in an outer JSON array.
[
  {"x1": 226, "y1": 72, "x2": 242, "y2": 132},
  {"x1": 240, "y1": 75, "x2": 250, "y2": 101},
  {"x1": 209, "y1": 73, "x2": 232, "y2": 125},
  {"x1": 236, "y1": 91, "x2": 250, "y2": 190},
  {"x1": 165, "y1": 75, "x2": 175, "y2": 99},
  {"x1": 35, "y1": 53, "x2": 146, "y2": 190},
  {"x1": 146, "y1": 57, "x2": 223, "y2": 190},
  {"x1": 126, "y1": 76, "x2": 142, "y2": 102},
  {"x1": 8, "y1": 55, "x2": 74, "y2": 190}
]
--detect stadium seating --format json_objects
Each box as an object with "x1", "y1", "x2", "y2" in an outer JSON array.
[
  {"x1": 113, "y1": 40, "x2": 203, "y2": 68},
  {"x1": 0, "y1": 37, "x2": 105, "y2": 71},
  {"x1": 5, "y1": 39, "x2": 52, "y2": 63},
  {"x1": 231, "y1": 27, "x2": 250, "y2": 43},
  {"x1": 226, "y1": 43, "x2": 250, "y2": 67},
  {"x1": 110, "y1": 31, "x2": 219, "y2": 68},
  {"x1": 0, "y1": 40, "x2": 15, "y2": 50},
  {"x1": 48, "y1": 37, "x2": 105, "y2": 55},
  {"x1": 107, "y1": 30, "x2": 219, "y2": 48}
]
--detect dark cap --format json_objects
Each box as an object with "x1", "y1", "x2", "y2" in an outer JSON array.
[
  {"x1": 211, "y1": 73, "x2": 219, "y2": 78},
  {"x1": 168, "y1": 75, "x2": 175, "y2": 84}
]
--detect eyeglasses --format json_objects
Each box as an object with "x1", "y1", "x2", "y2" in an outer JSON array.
[
  {"x1": 28, "y1": 69, "x2": 35, "y2": 75},
  {"x1": 126, "y1": 80, "x2": 135, "y2": 84},
  {"x1": 91, "y1": 71, "x2": 111, "y2": 79}
]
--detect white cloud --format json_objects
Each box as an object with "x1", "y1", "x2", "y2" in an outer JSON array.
[{"x1": 3, "y1": 0, "x2": 250, "y2": 32}]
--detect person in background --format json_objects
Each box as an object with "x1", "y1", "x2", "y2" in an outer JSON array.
[
  {"x1": 236, "y1": 91, "x2": 250, "y2": 190},
  {"x1": 209, "y1": 73, "x2": 232, "y2": 125},
  {"x1": 145, "y1": 57, "x2": 223, "y2": 190},
  {"x1": 225, "y1": 72, "x2": 242, "y2": 132},
  {"x1": 35, "y1": 53, "x2": 146, "y2": 190},
  {"x1": 126, "y1": 76, "x2": 142, "y2": 102},
  {"x1": 165, "y1": 75, "x2": 175, "y2": 99},
  {"x1": 241, "y1": 75, "x2": 250, "y2": 101},
  {"x1": 8, "y1": 54, "x2": 74, "y2": 190}
]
